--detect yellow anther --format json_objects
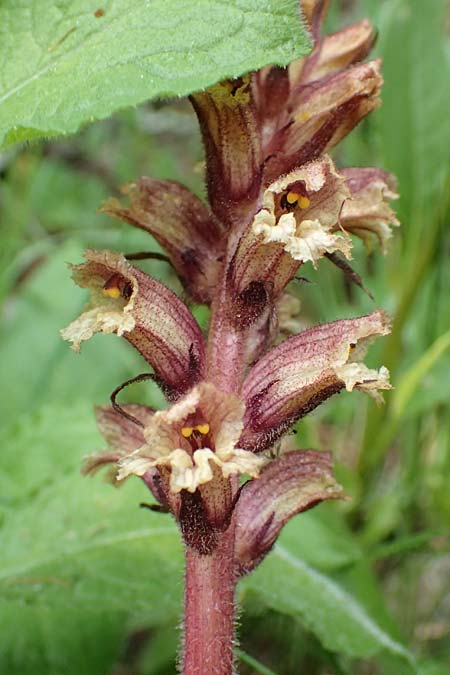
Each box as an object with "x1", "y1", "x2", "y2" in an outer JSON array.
[
  {"x1": 181, "y1": 426, "x2": 194, "y2": 438},
  {"x1": 298, "y1": 195, "x2": 310, "y2": 209},
  {"x1": 295, "y1": 111, "x2": 311, "y2": 122},
  {"x1": 102, "y1": 286, "x2": 121, "y2": 299},
  {"x1": 195, "y1": 423, "x2": 210, "y2": 435},
  {"x1": 286, "y1": 191, "x2": 300, "y2": 205}
]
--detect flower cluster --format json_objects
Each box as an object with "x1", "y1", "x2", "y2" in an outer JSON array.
[{"x1": 62, "y1": 0, "x2": 398, "y2": 567}]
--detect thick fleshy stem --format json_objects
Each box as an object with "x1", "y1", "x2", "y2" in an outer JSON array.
[{"x1": 182, "y1": 521, "x2": 237, "y2": 675}]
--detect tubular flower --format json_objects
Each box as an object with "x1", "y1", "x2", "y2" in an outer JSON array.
[
  {"x1": 61, "y1": 249, "x2": 205, "y2": 398},
  {"x1": 100, "y1": 179, "x2": 224, "y2": 303},
  {"x1": 240, "y1": 310, "x2": 391, "y2": 453},
  {"x1": 117, "y1": 382, "x2": 265, "y2": 494},
  {"x1": 250, "y1": 155, "x2": 352, "y2": 266},
  {"x1": 62, "y1": 0, "x2": 398, "y2": 573},
  {"x1": 338, "y1": 167, "x2": 400, "y2": 252}
]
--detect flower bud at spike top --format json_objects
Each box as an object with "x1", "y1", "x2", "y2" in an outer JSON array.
[{"x1": 60, "y1": 2, "x2": 400, "y2": 673}]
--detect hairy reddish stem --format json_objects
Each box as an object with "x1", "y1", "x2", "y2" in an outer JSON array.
[
  {"x1": 206, "y1": 282, "x2": 245, "y2": 393},
  {"x1": 182, "y1": 522, "x2": 237, "y2": 675},
  {"x1": 182, "y1": 253, "x2": 244, "y2": 673}
]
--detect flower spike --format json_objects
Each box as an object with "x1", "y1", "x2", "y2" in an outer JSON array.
[{"x1": 60, "y1": 2, "x2": 400, "y2": 665}]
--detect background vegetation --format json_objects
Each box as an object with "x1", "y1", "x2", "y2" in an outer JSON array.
[{"x1": 0, "y1": 0, "x2": 449, "y2": 673}]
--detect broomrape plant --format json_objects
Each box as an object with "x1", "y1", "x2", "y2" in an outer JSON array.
[{"x1": 61, "y1": 1, "x2": 399, "y2": 672}]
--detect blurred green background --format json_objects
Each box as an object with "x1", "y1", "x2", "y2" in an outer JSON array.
[{"x1": 1, "y1": 1, "x2": 449, "y2": 673}]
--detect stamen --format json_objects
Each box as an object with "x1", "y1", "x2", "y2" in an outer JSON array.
[
  {"x1": 298, "y1": 195, "x2": 310, "y2": 209},
  {"x1": 280, "y1": 187, "x2": 310, "y2": 211},
  {"x1": 102, "y1": 286, "x2": 121, "y2": 299},
  {"x1": 181, "y1": 423, "x2": 209, "y2": 438},
  {"x1": 286, "y1": 191, "x2": 300, "y2": 205},
  {"x1": 102, "y1": 273, "x2": 133, "y2": 300}
]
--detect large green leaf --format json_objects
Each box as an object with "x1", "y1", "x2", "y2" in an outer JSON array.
[
  {"x1": 243, "y1": 533, "x2": 420, "y2": 671},
  {"x1": 0, "y1": 0, "x2": 311, "y2": 149},
  {"x1": 0, "y1": 402, "x2": 182, "y2": 674}
]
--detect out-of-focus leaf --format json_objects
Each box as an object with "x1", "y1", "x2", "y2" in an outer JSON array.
[
  {"x1": 367, "y1": 0, "x2": 450, "y2": 226},
  {"x1": 273, "y1": 506, "x2": 362, "y2": 572},
  {"x1": 0, "y1": 240, "x2": 167, "y2": 423},
  {"x1": 0, "y1": 402, "x2": 182, "y2": 675},
  {"x1": 0, "y1": 0, "x2": 311, "y2": 149},
  {"x1": 392, "y1": 330, "x2": 450, "y2": 419},
  {"x1": 243, "y1": 535, "x2": 419, "y2": 669}
]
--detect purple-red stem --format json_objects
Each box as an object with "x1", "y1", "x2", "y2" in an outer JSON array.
[
  {"x1": 182, "y1": 521, "x2": 237, "y2": 674},
  {"x1": 182, "y1": 267, "x2": 241, "y2": 674}
]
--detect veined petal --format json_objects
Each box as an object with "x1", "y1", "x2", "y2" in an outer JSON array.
[
  {"x1": 82, "y1": 404, "x2": 153, "y2": 475},
  {"x1": 338, "y1": 168, "x2": 400, "y2": 252},
  {"x1": 265, "y1": 60, "x2": 383, "y2": 182},
  {"x1": 190, "y1": 76, "x2": 263, "y2": 224},
  {"x1": 230, "y1": 156, "x2": 351, "y2": 302},
  {"x1": 241, "y1": 310, "x2": 391, "y2": 452},
  {"x1": 96, "y1": 404, "x2": 154, "y2": 453},
  {"x1": 100, "y1": 179, "x2": 223, "y2": 302},
  {"x1": 116, "y1": 382, "x2": 264, "y2": 495},
  {"x1": 234, "y1": 450, "x2": 344, "y2": 575},
  {"x1": 83, "y1": 403, "x2": 171, "y2": 508},
  {"x1": 291, "y1": 19, "x2": 376, "y2": 87},
  {"x1": 118, "y1": 445, "x2": 264, "y2": 494},
  {"x1": 61, "y1": 249, "x2": 205, "y2": 398}
]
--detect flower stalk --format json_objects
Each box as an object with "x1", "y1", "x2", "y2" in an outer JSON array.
[
  {"x1": 61, "y1": 2, "x2": 399, "y2": 673},
  {"x1": 183, "y1": 522, "x2": 237, "y2": 675}
]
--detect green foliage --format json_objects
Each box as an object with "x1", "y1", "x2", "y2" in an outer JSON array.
[
  {"x1": 0, "y1": 403, "x2": 182, "y2": 675},
  {"x1": 0, "y1": 0, "x2": 311, "y2": 150},
  {"x1": 240, "y1": 507, "x2": 430, "y2": 673}
]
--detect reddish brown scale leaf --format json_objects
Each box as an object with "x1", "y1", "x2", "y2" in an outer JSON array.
[
  {"x1": 234, "y1": 450, "x2": 344, "y2": 575},
  {"x1": 101, "y1": 179, "x2": 223, "y2": 303}
]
